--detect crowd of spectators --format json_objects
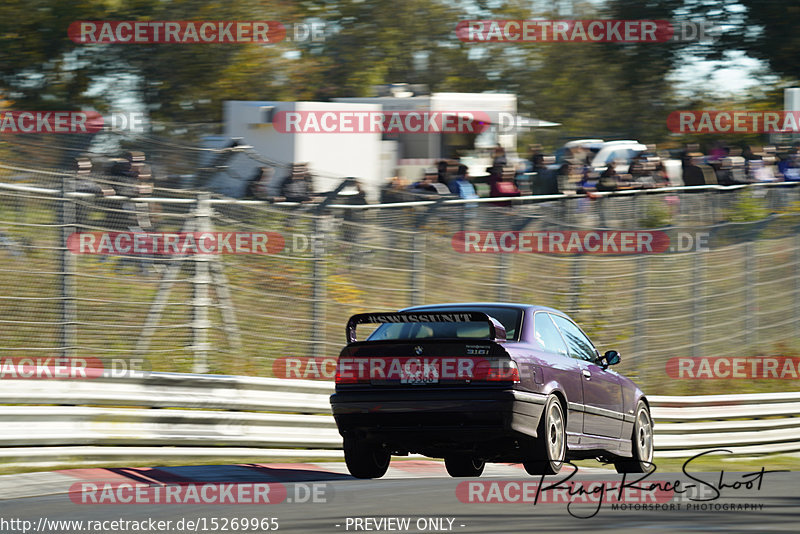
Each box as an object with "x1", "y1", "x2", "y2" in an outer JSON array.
[
  {"x1": 538, "y1": 141, "x2": 800, "y2": 194},
  {"x1": 383, "y1": 140, "x2": 800, "y2": 203},
  {"x1": 247, "y1": 162, "x2": 321, "y2": 203},
  {"x1": 680, "y1": 142, "x2": 800, "y2": 186}
]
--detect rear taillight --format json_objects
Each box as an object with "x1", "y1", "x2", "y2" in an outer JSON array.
[
  {"x1": 334, "y1": 358, "x2": 369, "y2": 384},
  {"x1": 335, "y1": 368, "x2": 368, "y2": 384},
  {"x1": 472, "y1": 359, "x2": 520, "y2": 383}
]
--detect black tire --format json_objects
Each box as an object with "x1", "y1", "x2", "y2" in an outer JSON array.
[
  {"x1": 524, "y1": 395, "x2": 566, "y2": 475},
  {"x1": 343, "y1": 439, "x2": 390, "y2": 479},
  {"x1": 444, "y1": 455, "x2": 485, "y2": 477},
  {"x1": 615, "y1": 401, "x2": 654, "y2": 474}
]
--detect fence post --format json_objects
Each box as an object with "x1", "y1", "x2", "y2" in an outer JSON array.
[
  {"x1": 633, "y1": 254, "x2": 647, "y2": 378},
  {"x1": 497, "y1": 252, "x2": 511, "y2": 301},
  {"x1": 796, "y1": 233, "x2": 800, "y2": 337},
  {"x1": 710, "y1": 190, "x2": 718, "y2": 222},
  {"x1": 691, "y1": 250, "x2": 704, "y2": 359},
  {"x1": 597, "y1": 196, "x2": 608, "y2": 228},
  {"x1": 191, "y1": 195, "x2": 212, "y2": 373},
  {"x1": 568, "y1": 255, "x2": 582, "y2": 314},
  {"x1": 744, "y1": 241, "x2": 757, "y2": 347},
  {"x1": 310, "y1": 215, "x2": 327, "y2": 359},
  {"x1": 410, "y1": 232, "x2": 425, "y2": 307},
  {"x1": 59, "y1": 173, "x2": 77, "y2": 359}
]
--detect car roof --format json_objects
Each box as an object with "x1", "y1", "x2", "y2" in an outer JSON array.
[
  {"x1": 602, "y1": 140, "x2": 643, "y2": 145},
  {"x1": 563, "y1": 139, "x2": 604, "y2": 147},
  {"x1": 400, "y1": 302, "x2": 564, "y2": 315}
]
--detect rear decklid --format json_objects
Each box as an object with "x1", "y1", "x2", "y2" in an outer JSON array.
[{"x1": 335, "y1": 311, "x2": 519, "y2": 387}]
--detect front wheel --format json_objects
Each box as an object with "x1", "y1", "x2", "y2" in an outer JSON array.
[
  {"x1": 524, "y1": 395, "x2": 566, "y2": 475},
  {"x1": 343, "y1": 439, "x2": 390, "y2": 479},
  {"x1": 444, "y1": 455, "x2": 485, "y2": 477},
  {"x1": 614, "y1": 401, "x2": 654, "y2": 474}
]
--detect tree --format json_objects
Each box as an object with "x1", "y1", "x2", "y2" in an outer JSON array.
[
  {"x1": 0, "y1": 0, "x2": 108, "y2": 110},
  {"x1": 686, "y1": 0, "x2": 800, "y2": 83}
]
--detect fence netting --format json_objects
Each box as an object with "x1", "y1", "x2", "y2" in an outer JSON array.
[{"x1": 1, "y1": 161, "x2": 799, "y2": 395}]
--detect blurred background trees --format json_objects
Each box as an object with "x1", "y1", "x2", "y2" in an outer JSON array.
[{"x1": 1, "y1": 0, "x2": 798, "y2": 146}]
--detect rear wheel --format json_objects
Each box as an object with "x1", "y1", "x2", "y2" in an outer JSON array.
[
  {"x1": 444, "y1": 455, "x2": 485, "y2": 477},
  {"x1": 523, "y1": 395, "x2": 565, "y2": 475},
  {"x1": 614, "y1": 401, "x2": 654, "y2": 474},
  {"x1": 343, "y1": 439, "x2": 390, "y2": 479}
]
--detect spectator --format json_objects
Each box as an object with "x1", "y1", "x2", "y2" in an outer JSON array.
[
  {"x1": 247, "y1": 167, "x2": 273, "y2": 199},
  {"x1": 680, "y1": 143, "x2": 700, "y2": 176},
  {"x1": 742, "y1": 145, "x2": 760, "y2": 162},
  {"x1": 531, "y1": 156, "x2": 558, "y2": 195},
  {"x1": 749, "y1": 159, "x2": 778, "y2": 182},
  {"x1": 528, "y1": 144, "x2": 543, "y2": 169},
  {"x1": 597, "y1": 162, "x2": 620, "y2": 192},
  {"x1": 653, "y1": 159, "x2": 667, "y2": 187},
  {"x1": 73, "y1": 157, "x2": 108, "y2": 231},
  {"x1": 778, "y1": 153, "x2": 800, "y2": 181},
  {"x1": 708, "y1": 140, "x2": 728, "y2": 162},
  {"x1": 449, "y1": 164, "x2": 478, "y2": 199},
  {"x1": 628, "y1": 153, "x2": 647, "y2": 183},
  {"x1": 436, "y1": 160, "x2": 450, "y2": 186},
  {"x1": 103, "y1": 151, "x2": 154, "y2": 231},
  {"x1": 410, "y1": 169, "x2": 440, "y2": 194},
  {"x1": 489, "y1": 166, "x2": 520, "y2": 206},
  {"x1": 556, "y1": 162, "x2": 582, "y2": 194},
  {"x1": 492, "y1": 145, "x2": 507, "y2": 167},
  {"x1": 716, "y1": 157, "x2": 749, "y2": 185},
  {"x1": 682, "y1": 153, "x2": 715, "y2": 186},
  {"x1": 281, "y1": 163, "x2": 313, "y2": 202},
  {"x1": 531, "y1": 152, "x2": 546, "y2": 173},
  {"x1": 380, "y1": 176, "x2": 410, "y2": 203}
]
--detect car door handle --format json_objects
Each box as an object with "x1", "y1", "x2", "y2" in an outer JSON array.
[{"x1": 582, "y1": 369, "x2": 591, "y2": 379}]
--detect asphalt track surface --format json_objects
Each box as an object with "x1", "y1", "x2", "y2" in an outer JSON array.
[{"x1": 0, "y1": 461, "x2": 797, "y2": 533}]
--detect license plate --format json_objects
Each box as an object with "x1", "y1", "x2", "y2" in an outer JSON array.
[{"x1": 400, "y1": 367, "x2": 439, "y2": 385}]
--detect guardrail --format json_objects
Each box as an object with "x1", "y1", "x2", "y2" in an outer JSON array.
[
  {"x1": 649, "y1": 392, "x2": 800, "y2": 458},
  {"x1": 0, "y1": 372, "x2": 798, "y2": 468}
]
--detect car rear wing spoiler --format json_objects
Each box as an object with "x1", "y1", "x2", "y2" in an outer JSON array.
[{"x1": 345, "y1": 311, "x2": 507, "y2": 344}]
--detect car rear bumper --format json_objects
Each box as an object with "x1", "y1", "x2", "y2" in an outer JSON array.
[{"x1": 330, "y1": 388, "x2": 547, "y2": 456}]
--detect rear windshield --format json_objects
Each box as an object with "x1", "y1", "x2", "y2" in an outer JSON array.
[{"x1": 365, "y1": 307, "x2": 523, "y2": 341}]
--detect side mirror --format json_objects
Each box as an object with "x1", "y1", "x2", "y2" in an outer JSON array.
[{"x1": 603, "y1": 350, "x2": 621, "y2": 366}]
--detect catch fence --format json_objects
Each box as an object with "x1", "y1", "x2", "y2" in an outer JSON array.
[{"x1": 1, "y1": 165, "x2": 799, "y2": 395}]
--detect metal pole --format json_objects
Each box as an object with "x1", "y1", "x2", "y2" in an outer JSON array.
[
  {"x1": 633, "y1": 254, "x2": 647, "y2": 378},
  {"x1": 796, "y1": 233, "x2": 800, "y2": 337},
  {"x1": 410, "y1": 232, "x2": 425, "y2": 307},
  {"x1": 311, "y1": 215, "x2": 327, "y2": 359},
  {"x1": 691, "y1": 250, "x2": 704, "y2": 359},
  {"x1": 598, "y1": 196, "x2": 608, "y2": 229},
  {"x1": 59, "y1": 173, "x2": 77, "y2": 359},
  {"x1": 744, "y1": 241, "x2": 756, "y2": 347},
  {"x1": 136, "y1": 216, "x2": 194, "y2": 358},
  {"x1": 191, "y1": 195, "x2": 212, "y2": 373},
  {"x1": 497, "y1": 252, "x2": 511, "y2": 302},
  {"x1": 569, "y1": 254, "x2": 583, "y2": 313}
]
